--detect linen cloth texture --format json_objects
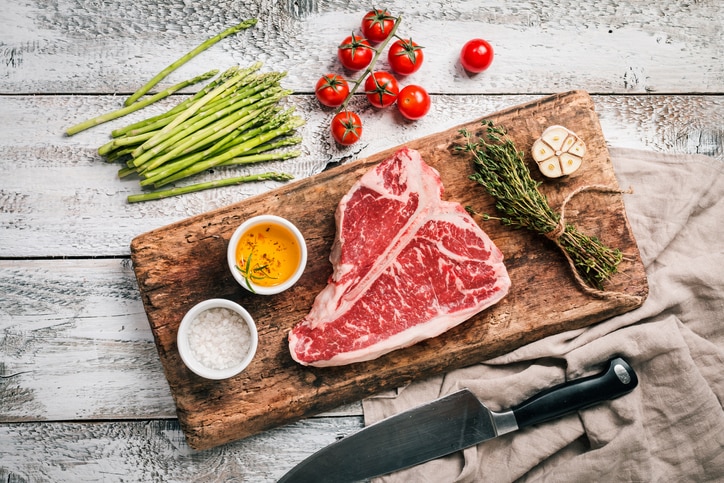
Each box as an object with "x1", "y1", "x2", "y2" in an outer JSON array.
[{"x1": 362, "y1": 147, "x2": 724, "y2": 483}]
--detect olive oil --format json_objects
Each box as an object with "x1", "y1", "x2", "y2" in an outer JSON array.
[{"x1": 235, "y1": 221, "x2": 302, "y2": 288}]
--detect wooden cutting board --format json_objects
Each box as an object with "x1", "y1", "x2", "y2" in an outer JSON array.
[{"x1": 130, "y1": 90, "x2": 648, "y2": 450}]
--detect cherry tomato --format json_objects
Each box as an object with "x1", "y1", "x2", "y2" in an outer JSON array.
[
  {"x1": 361, "y1": 8, "x2": 396, "y2": 44},
  {"x1": 338, "y1": 34, "x2": 374, "y2": 71},
  {"x1": 315, "y1": 74, "x2": 349, "y2": 108},
  {"x1": 460, "y1": 38, "x2": 494, "y2": 73},
  {"x1": 396, "y1": 85, "x2": 431, "y2": 120},
  {"x1": 388, "y1": 39, "x2": 424, "y2": 76},
  {"x1": 364, "y1": 71, "x2": 400, "y2": 108},
  {"x1": 331, "y1": 111, "x2": 363, "y2": 145}
]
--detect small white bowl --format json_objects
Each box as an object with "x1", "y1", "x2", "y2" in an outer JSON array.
[
  {"x1": 177, "y1": 298, "x2": 258, "y2": 380},
  {"x1": 227, "y1": 215, "x2": 307, "y2": 295}
]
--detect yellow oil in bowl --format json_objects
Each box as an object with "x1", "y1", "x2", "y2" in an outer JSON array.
[
  {"x1": 235, "y1": 222, "x2": 301, "y2": 287},
  {"x1": 227, "y1": 215, "x2": 307, "y2": 295}
]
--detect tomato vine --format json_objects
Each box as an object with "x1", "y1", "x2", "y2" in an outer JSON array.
[
  {"x1": 315, "y1": 9, "x2": 431, "y2": 146},
  {"x1": 334, "y1": 14, "x2": 402, "y2": 114}
]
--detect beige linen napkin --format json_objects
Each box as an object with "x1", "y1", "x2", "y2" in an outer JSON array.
[{"x1": 363, "y1": 147, "x2": 724, "y2": 482}]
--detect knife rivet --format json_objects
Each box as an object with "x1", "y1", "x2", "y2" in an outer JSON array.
[{"x1": 614, "y1": 364, "x2": 631, "y2": 384}]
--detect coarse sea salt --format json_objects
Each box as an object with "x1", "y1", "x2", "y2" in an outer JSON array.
[{"x1": 187, "y1": 307, "x2": 251, "y2": 370}]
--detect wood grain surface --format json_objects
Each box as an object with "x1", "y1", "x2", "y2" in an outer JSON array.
[
  {"x1": 2, "y1": 0, "x2": 721, "y2": 480},
  {"x1": 3, "y1": 1, "x2": 721, "y2": 95},
  {"x1": 131, "y1": 91, "x2": 648, "y2": 450}
]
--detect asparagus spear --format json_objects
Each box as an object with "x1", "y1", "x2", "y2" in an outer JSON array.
[
  {"x1": 111, "y1": 66, "x2": 241, "y2": 138},
  {"x1": 143, "y1": 148, "x2": 301, "y2": 184},
  {"x1": 98, "y1": 131, "x2": 154, "y2": 157},
  {"x1": 127, "y1": 172, "x2": 293, "y2": 203},
  {"x1": 217, "y1": 137, "x2": 303, "y2": 165},
  {"x1": 153, "y1": 116, "x2": 305, "y2": 188},
  {"x1": 138, "y1": 113, "x2": 278, "y2": 187},
  {"x1": 129, "y1": 65, "x2": 258, "y2": 162},
  {"x1": 65, "y1": 70, "x2": 218, "y2": 136},
  {"x1": 138, "y1": 106, "x2": 294, "y2": 181},
  {"x1": 137, "y1": 106, "x2": 274, "y2": 180},
  {"x1": 124, "y1": 18, "x2": 257, "y2": 106},
  {"x1": 101, "y1": 67, "x2": 273, "y2": 159},
  {"x1": 217, "y1": 149, "x2": 301, "y2": 168},
  {"x1": 132, "y1": 90, "x2": 287, "y2": 173}
]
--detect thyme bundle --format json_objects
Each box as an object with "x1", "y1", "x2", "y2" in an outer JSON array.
[{"x1": 457, "y1": 120, "x2": 623, "y2": 291}]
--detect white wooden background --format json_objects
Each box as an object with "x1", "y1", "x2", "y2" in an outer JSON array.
[{"x1": 1, "y1": 0, "x2": 722, "y2": 481}]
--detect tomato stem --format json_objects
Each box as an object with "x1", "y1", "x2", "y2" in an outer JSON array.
[
  {"x1": 365, "y1": 73, "x2": 398, "y2": 107},
  {"x1": 335, "y1": 15, "x2": 402, "y2": 114}
]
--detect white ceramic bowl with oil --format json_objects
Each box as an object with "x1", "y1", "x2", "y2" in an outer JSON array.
[
  {"x1": 177, "y1": 298, "x2": 258, "y2": 380},
  {"x1": 227, "y1": 215, "x2": 307, "y2": 295}
]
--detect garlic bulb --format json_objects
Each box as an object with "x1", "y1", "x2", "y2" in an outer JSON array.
[{"x1": 531, "y1": 125, "x2": 586, "y2": 178}]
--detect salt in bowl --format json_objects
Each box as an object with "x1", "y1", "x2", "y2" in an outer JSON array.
[{"x1": 177, "y1": 298, "x2": 258, "y2": 380}]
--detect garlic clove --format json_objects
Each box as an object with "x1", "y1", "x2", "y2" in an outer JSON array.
[
  {"x1": 559, "y1": 153, "x2": 583, "y2": 175},
  {"x1": 540, "y1": 158, "x2": 564, "y2": 177},
  {"x1": 531, "y1": 138, "x2": 555, "y2": 162},
  {"x1": 540, "y1": 125, "x2": 570, "y2": 151},
  {"x1": 569, "y1": 138, "x2": 586, "y2": 158}
]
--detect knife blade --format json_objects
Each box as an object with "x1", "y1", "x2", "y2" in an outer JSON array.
[{"x1": 278, "y1": 357, "x2": 637, "y2": 483}]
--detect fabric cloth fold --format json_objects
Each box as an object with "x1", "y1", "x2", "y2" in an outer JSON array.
[{"x1": 363, "y1": 148, "x2": 724, "y2": 482}]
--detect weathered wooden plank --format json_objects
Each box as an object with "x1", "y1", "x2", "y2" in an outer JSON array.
[
  {"x1": 0, "y1": 416, "x2": 363, "y2": 482},
  {"x1": 0, "y1": 258, "x2": 177, "y2": 420},
  {"x1": 2, "y1": 94, "x2": 722, "y2": 258},
  {"x1": 1, "y1": 0, "x2": 721, "y2": 94},
  {"x1": 596, "y1": 95, "x2": 724, "y2": 159},
  {"x1": 0, "y1": 258, "x2": 362, "y2": 422}
]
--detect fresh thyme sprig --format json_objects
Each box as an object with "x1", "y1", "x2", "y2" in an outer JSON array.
[{"x1": 457, "y1": 120, "x2": 623, "y2": 291}]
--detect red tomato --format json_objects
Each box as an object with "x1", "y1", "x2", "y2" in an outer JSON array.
[
  {"x1": 315, "y1": 74, "x2": 349, "y2": 108},
  {"x1": 331, "y1": 111, "x2": 363, "y2": 145},
  {"x1": 364, "y1": 71, "x2": 400, "y2": 108},
  {"x1": 361, "y1": 9, "x2": 396, "y2": 44},
  {"x1": 396, "y1": 85, "x2": 431, "y2": 120},
  {"x1": 337, "y1": 34, "x2": 374, "y2": 71},
  {"x1": 460, "y1": 38, "x2": 494, "y2": 73},
  {"x1": 388, "y1": 39, "x2": 424, "y2": 75}
]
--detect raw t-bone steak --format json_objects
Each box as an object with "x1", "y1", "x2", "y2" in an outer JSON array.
[{"x1": 289, "y1": 147, "x2": 510, "y2": 367}]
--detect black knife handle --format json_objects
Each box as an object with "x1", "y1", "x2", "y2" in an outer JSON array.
[{"x1": 512, "y1": 357, "x2": 638, "y2": 430}]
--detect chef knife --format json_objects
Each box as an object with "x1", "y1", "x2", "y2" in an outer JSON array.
[{"x1": 278, "y1": 357, "x2": 637, "y2": 483}]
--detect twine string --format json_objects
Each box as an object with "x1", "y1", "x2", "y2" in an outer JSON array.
[{"x1": 543, "y1": 184, "x2": 643, "y2": 305}]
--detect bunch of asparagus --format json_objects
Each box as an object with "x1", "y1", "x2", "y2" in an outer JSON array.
[
  {"x1": 105, "y1": 63, "x2": 302, "y2": 202},
  {"x1": 65, "y1": 19, "x2": 303, "y2": 203}
]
